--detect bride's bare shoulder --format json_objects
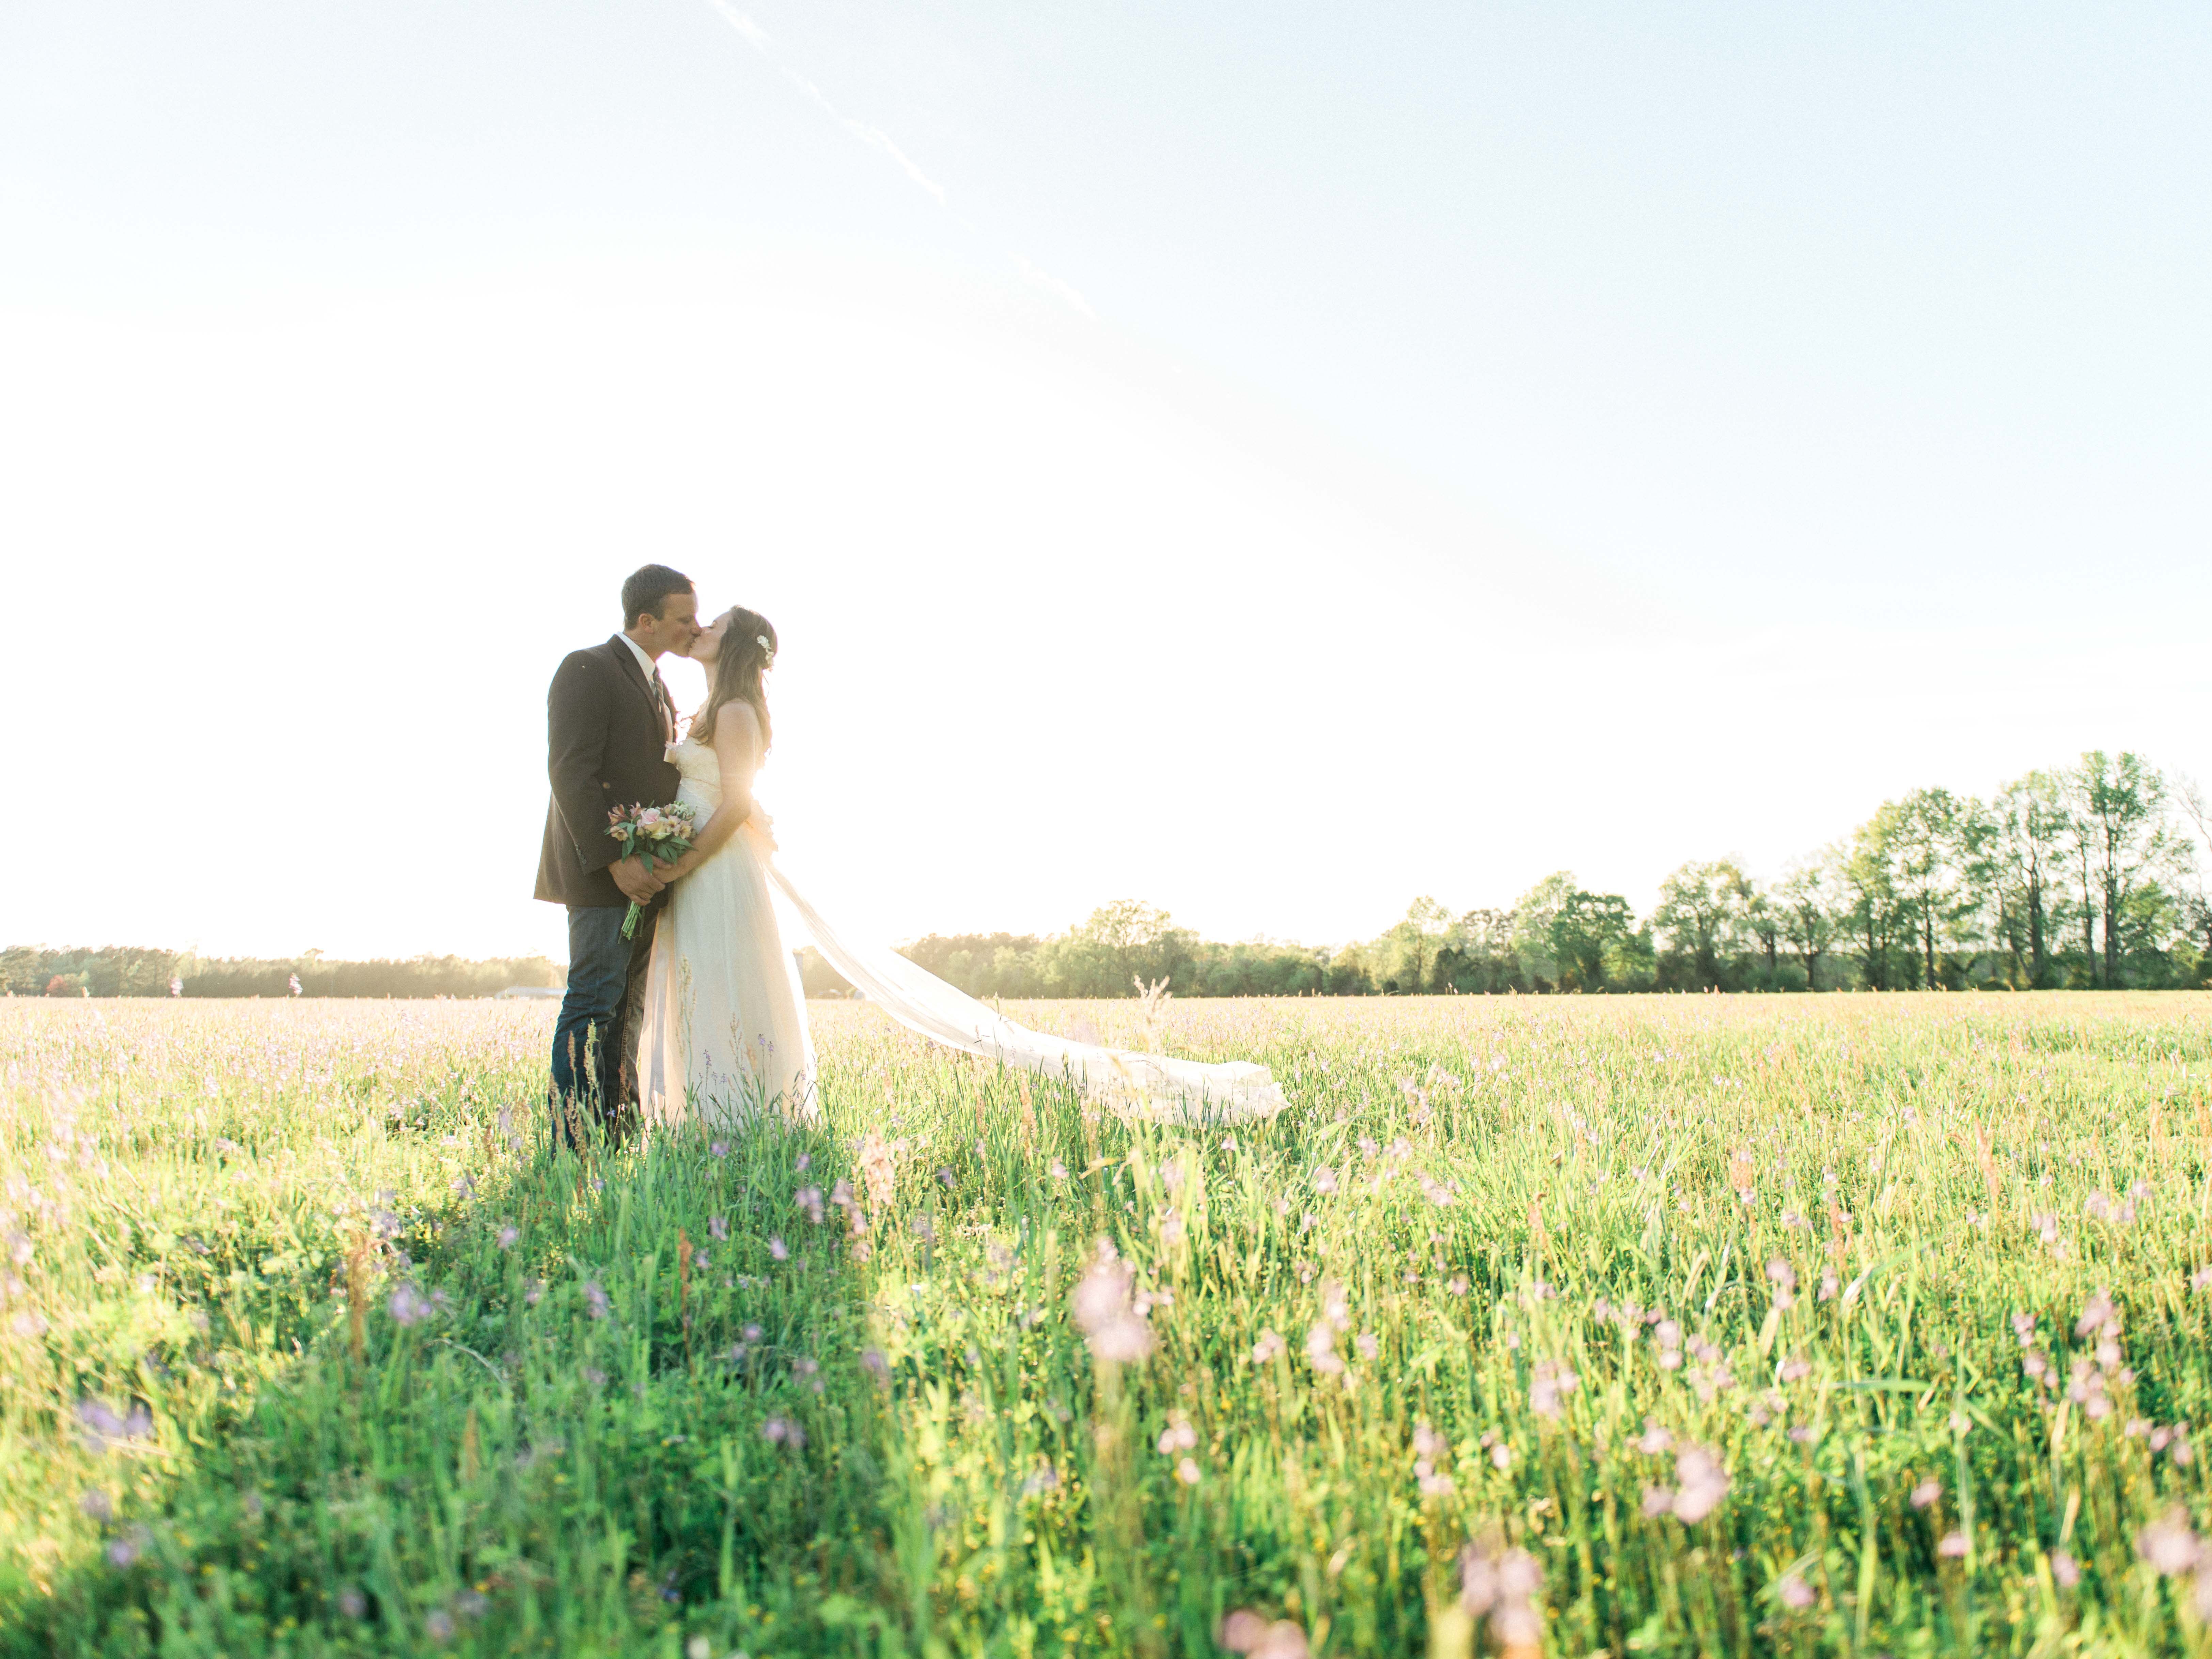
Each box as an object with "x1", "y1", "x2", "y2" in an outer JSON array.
[{"x1": 707, "y1": 700, "x2": 762, "y2": 750}]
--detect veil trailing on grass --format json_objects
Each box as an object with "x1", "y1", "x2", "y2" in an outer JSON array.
[{"x1": 765, "y1": 864, "x2": 1289, "y2": 1123}]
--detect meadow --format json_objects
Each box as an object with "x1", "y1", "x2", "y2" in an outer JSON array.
[{"x1": 4, "y1": 991, "x2": 2212, "y2": 1657}]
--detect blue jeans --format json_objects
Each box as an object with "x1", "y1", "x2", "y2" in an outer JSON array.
[{"x1": 550, "y1": 903, "x2": 657, "y2": 1147}]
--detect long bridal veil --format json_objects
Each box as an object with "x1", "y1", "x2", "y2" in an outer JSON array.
[{"x1": 767, "y1": 863, "x2": 1290, "y2": 1123}]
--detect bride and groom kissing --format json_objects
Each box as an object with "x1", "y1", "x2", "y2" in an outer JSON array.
[{"x1": 536, "y1": 564, "x2": 1287, "y2": 1148}]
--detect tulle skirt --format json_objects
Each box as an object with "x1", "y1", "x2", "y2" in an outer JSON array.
[{"x1": 636, "y1": 803, "x2": 817, "y2": 1132}]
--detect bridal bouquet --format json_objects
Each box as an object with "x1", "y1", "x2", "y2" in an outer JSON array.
[{"x1": 606, "y1": 801, "x2": 698, "y2": 939}]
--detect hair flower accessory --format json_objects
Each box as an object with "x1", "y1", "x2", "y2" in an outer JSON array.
[{"x1": 756, "y1": 635, "x2": 771, "y2": 650}]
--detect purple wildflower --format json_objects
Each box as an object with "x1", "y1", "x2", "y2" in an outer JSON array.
[{"x1": 388, "y1": 1284, "x2": 434, "y2": 1326}]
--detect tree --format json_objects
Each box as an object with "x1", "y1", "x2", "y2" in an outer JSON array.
[
  {"x1": 1551, "y1": 890, "x2": 1636, "y2": 992},
  {"x1": 1039, "y1": 901, "x2": 1196, "y2": 998},
  {"x1": 1438, "y1": 907, "x2": 1520, "y2": 993},
  {"x1": 1775, "y1": 854, "x2": 1840, "y2": 990},
  {"x1": 1878, "y1": 789, "x2": 1993, "y2": 988},
  {"x1": 2070, "y1": 751, "x2": 2177, "y2": 987},
  {"x1": 1841, "y1": 809, "x2": 1910, "y2": 990},
  {"x1": 1992, "y1": 770, "x2": 2070, "y2": 986},
  {"x1": 1509, "y1": 873, "x2": 1578, "y2": 991},
  {"x1": 1375, "y1": 897, "x2": 1454, "y2": 993},
  {"x1": 2179, "y1": 778, "x2": 2212, "y2": 975},
  {"x1": 1652, "y1": 860, "x2": 1743, "y2": 989},
  {"x1": 1722, "y1": 865, "x2": 1780, "y2": 983}
]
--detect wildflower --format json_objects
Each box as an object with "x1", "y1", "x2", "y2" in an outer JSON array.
[
  {"x1": 769, "y1": 1236, "x2": 789, "y2": 1261},
  {"x1": 1157, "y1": 1212, "x2": 1187, "y2": 1246},
  {"x1": 2050, "y1": 1551, "x2": 2080, "y2": 1588},
  {"x1": 1779, "y1": 1355, "x2": 1811, "y2": 1383},
  {"x1": 2075, "y1": 1288, "x2": 2119, "y2": 1338},
  {"x1": 388, "y1": 1284, "x2": 434, "y2": 1326},
  {"x1": 80, "y1": 1489, "x2": 114, "y2": 1521},
  {"x1": 1050, "y1": 1160, "x2": 1067, "y2": 1179},
  {"x1": 1313, "y1": 1165, "x2": 1338, "y2": 1195},
  {"x1": 1778, "y1": 1574, "x2": 1815, "y2": 1610},
  {"x1": 1157, "y1": 1417, "x2": 1198, "y2": 1455},
  {"x1": 524, "y1": 1278, "x2": 544, "y2": 1305},
  {"x1": 1218, "y1": 1612, "x2": 1308, "y2": 1659},
  {"x1": 796, "y1": 1152, "x2": 811, "y2": 1172},
  {"x1": 1356, "y1": 1331, "x2": 1379, "y2": 1360},
  {"x1": 455, "y1": 1591, "x2": 488, "y2": 1620},
  {"x1": 1314, "y1": 1277, "x2": 1350, "y2": 1331},
  {"x1": 743, "y1": 1323, "x2": 762, "y2": 1342},
  {"x1": 1641, "y1": 1485, "x2": 1675, "y2": 1518},
  {"x1": 1251, "y1": 1328, "x2": 1287, "y2": 1364},
  {"x1": 1938, "y1": 1532, "x2": 1968, "y2": 1559},
  {"x1": 1460, "y1": 1541, "x2": 1544, "y2": 1651},
  {"x1": 583, "y1": 1280, "x2": 610, "y2": 1319},
  {"x1": 107, "y1": 1537, "x2": 140, "y2": 1568},
  {"x1": 2138, "y1": 1507, "x2": 2201, "y2": 1575},
  {"x1": 1766, "y1": 1259, "x2": 1797, "y2": 1308},
  {"x1": 581, "y1": 1366, "x2": 606, "y2": 1386},
  {"x1": 2192, "y1": 1266, "x2": 2212, "y2": 1292},
  {"x1": 1671, "y1": 1444, "x2": 1730, "y2": 1523},
  {"x1": 761, "y1": 1415, "x2": 806, "y2": 1449},
  {"x1": 1022, "y1": 1460, "x2": 1061, "y2": 1496},
  {"x1": 1071, "y1": 1252, "x2": 1154, "y2": 1363},
  {"x1": 1489, "y1": 1441, "x2": 1513, "y2": 1470},
  {"x1": 497, "y1": 1225, "x2": 518, "y2": 1250},
  {"x1": 1528, "y1": 1360, "x2": 1578, "y2": 1420},
  {"x1": 1177, "y1": 1457, "x2": 1202, "y2": 1485},
  {"x1": 1305, "y1": 1321, "x2": 1345, "y2": 1375},
  {"x1": 709, "y1": 1215, "x2": 728, "y2": 1241},
  {"x1": 1910, "y1": 1480, "x2": 1941, "y2": 1510},
  {"x1": 796, "y1": 1186, "x2": 825, "y2": 1225},
  {"x1": 1447, "y1": 1274, "x2": 1470, "y2": 1297},
  {"x1": 338, "y1": 1587, "x2": 367, "y2": 1617},
  {"x1": 709, "y1": 1140, "x2": 728, "y2": 1158},
  {"x1": 1634, "y1": 1419, "x2": 1673, "y2": 1455}
]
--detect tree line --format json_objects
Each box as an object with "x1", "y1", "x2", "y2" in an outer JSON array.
[
  {"x1": 12, "y1": 750, "x2": 2206, "y2": 1001},
  {"x1": 885, "y1": 749, "x2": 2212, "y2": 998},
  {"x1": 1, "y1": 946, "x2": 563, "y2": 1000}
]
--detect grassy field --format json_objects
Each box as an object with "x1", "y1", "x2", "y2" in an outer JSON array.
[{"x1": 4, "y1": 992, "x2": 2212, "y2": 1657}]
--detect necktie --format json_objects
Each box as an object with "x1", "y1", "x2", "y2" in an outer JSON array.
[{"x1": 650, "y1": 668, "x2": 673, "y2": 740}]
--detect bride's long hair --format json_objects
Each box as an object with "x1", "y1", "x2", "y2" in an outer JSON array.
[{"x1": 691, "y1": 607, "x2": 776, "y2": 751}]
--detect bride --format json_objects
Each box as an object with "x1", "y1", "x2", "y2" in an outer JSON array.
[{"x1": 635, "y1": 605, "x2": 1287, "y2": 1131}]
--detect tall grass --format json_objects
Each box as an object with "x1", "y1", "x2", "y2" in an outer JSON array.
[{"x1": 3, "y1": 992, "x2": 2211, "y2": 1655}]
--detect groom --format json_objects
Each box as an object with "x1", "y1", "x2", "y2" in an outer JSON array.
[{"x1": 536, "y1": 564, "x2": 701, "y2": 1146}]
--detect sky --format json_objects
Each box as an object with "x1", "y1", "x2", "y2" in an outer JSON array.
[{"x1": 2, "y1": 1, "x2": 2207, "y2": 962}]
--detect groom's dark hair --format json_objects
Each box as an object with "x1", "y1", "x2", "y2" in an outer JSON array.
[{"x1": 621, "y1": 565, "x2": 694, "y2": 629}]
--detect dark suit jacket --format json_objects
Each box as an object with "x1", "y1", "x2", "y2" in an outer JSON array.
[{"x1": 535, "y1": 637, "x2": 684, "y2": 908}]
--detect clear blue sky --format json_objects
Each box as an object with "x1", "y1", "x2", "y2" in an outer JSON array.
[{"x1": 4, "y1": 1, "x2": 2206, "y2": 955}]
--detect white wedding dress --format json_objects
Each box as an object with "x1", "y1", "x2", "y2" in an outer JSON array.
[
  {"x1": 636, "y1": 737, "x2": 1289, "y2": 1130},
  {"x1": 636, "y1": 738, "x2": 817, "y2": 1129}
]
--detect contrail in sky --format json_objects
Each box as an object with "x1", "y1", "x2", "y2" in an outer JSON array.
[{"x1": 700, "y1": 0, "x2": 1094, "y2": 318}]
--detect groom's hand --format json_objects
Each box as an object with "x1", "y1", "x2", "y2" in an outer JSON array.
[{"x1": 611, "y1": 855, "x2": 665, "y2": 904}]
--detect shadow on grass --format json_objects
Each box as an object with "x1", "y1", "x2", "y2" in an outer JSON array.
[{"x1": 14, "y1": 1109, "x2": 897, "y2": 1658}]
